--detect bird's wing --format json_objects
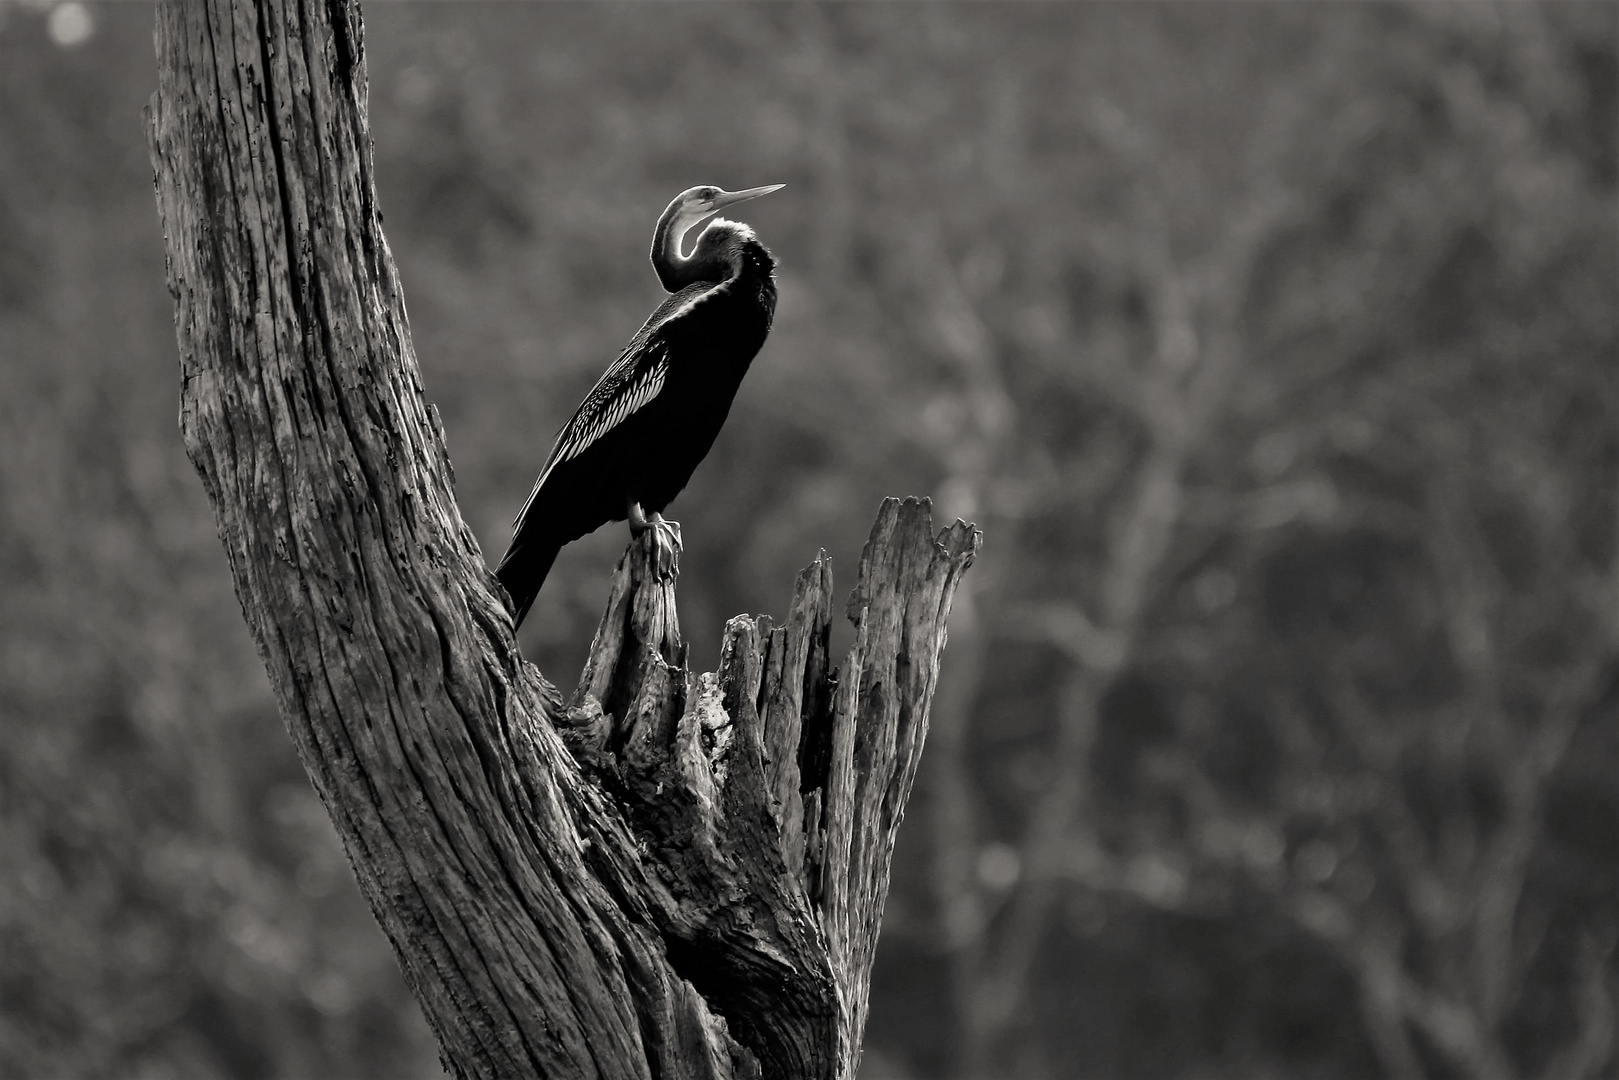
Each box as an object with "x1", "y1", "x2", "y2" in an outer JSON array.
[
  {"x1": 508, "y1": 277, "x2": 736, "y2": 531},
  {"x1": 511, "y1": 335, "x2": 670, "y2": 528}
]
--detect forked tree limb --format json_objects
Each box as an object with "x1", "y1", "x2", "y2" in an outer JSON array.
[{"x1": 145, "y1": 3, "x2": 979, "y2": 1078}]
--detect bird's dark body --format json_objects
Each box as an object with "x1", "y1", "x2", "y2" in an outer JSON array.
[
  {"x1": 527, "y1": 273, "x2": 772, "y2": 537},
  {"x1": 496, "y1": 219, "x2": 776, "y2": 627}
]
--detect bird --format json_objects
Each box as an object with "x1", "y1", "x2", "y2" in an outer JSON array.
[{"x1": 495, "y1": 183, "x2": 783, "y2": 629}]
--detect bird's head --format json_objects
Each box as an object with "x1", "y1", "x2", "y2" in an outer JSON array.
[
  {"x1": 653, "y1": 184, "x2": 782, "y2": 291},
  {"x1": 665, "y1": 184, "x2": 783, "y2": 240}
]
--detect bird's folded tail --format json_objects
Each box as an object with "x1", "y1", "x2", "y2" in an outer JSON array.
[{"x1": 495, "y1": 532, "x2": 562, "y2": 631}]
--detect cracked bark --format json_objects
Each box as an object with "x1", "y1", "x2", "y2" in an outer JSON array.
[{"x1": 146, "y1": 2, "x2": 980, "y2": 1078}]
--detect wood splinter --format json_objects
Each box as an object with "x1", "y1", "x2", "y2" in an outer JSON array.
[{"x1": 566, "y1": 496, "x2": 980, "y2": 1079}]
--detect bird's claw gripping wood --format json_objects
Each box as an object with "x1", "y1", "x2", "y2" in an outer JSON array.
[
  {"x1": 649, "y1": 516, "x2": 682, "y2": 581},
  {"x1": 628, "y1": 502, "x2": 682, "y2": 581}
]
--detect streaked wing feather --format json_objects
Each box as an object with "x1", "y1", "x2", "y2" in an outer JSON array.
[
  {"x1": 511, "y1": 338, "x2": 669, "y2": 528},
  {"x1": 509, "y1": 276, "x2": 733, "y2": 531}
]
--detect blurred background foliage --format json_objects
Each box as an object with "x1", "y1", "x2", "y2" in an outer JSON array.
[{"x1": 0, "y1": 2, "x2": 1614, "y2": 1078}]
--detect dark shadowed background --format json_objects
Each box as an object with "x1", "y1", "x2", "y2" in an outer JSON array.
[{"x1": 1, "y1": 2, "x2": 1615, "y2": 1078}]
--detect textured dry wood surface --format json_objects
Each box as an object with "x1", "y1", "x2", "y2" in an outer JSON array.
[
  {"x1": 569, "y1": 502, "x2": 979, "y2": 1078},
  {"x1": 147, "y1": 2, "x2": 979, "y2": 1077}
]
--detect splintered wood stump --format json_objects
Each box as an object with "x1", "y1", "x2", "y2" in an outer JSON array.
[
  {"x1": 146, "y1": 1, "x2": 980, "y2": 1076},
  {"x1": 567, "y1": 500, "x2": 979, "y2": 1078}
]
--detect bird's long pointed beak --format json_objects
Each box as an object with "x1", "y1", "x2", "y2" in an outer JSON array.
[{"x1": 711, "y1": 184, "x2": 785, "y2": 210}]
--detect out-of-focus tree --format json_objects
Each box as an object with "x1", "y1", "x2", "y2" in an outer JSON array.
[{"x1": 849, "y1": 7, "x2": 1616, "y2": 1079}]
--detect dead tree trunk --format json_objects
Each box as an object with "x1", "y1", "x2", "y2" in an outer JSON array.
[{"x1": 146, "y1": 2, "x2": 978, "y2": 1078}]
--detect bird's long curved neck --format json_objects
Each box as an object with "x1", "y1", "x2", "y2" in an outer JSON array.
[{"x1": 652, "y1": 208, "x2": 728, "y2": 292}]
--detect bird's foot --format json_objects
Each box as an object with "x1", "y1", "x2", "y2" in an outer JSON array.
[
  {"x1": 647, "y1": 513, "x2": 682, "y2": 581},
  {"x1": 628, "y1": 503, "x2": 681, "y2": 580}
]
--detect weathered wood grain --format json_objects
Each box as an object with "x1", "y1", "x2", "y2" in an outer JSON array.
[{"x1": 148, "y1": 2, "x2": 978, "y2": 1077}]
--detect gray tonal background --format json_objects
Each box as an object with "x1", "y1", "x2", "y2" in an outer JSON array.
[{"x1": 2, "y1": 2, "x2": 1615, "y2": 1078}]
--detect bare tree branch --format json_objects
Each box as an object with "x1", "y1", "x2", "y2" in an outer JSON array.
[{"x1": 146, "y1": 3, "x2": 979, "y2": 1077}]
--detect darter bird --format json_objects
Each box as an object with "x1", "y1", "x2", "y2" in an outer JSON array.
[{"x1": 496, "y1": 184, "x2": 783, "y2": 628}]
